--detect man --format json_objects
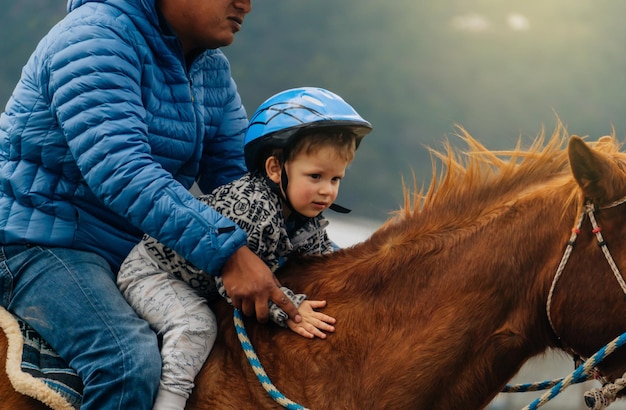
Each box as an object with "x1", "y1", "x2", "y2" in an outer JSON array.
[{"x1": 0, "y1": 0, "x2": 299, "y2": 408}]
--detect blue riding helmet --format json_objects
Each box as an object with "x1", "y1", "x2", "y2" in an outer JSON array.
[{"x1": 244, "y1": 87, "x2": 372, "y2": 172}]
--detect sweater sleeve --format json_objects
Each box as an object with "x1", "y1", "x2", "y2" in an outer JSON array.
[
  {"x1": 47, "y1": 16, "x2": 247, "y2": 274},
  {"x1": 195, "y1": 53, "x2": 248, "y2": 194}
]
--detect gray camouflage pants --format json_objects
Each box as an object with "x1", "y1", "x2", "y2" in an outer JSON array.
[{"x1": 117, "y1": 243, "x2": 217, "y2": 399}]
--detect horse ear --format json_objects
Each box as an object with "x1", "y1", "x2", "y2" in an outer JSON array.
[{"x1": 568, "y1": 135, "x2": 621, "y2": 203}]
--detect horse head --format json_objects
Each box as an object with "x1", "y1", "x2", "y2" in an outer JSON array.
[{"x1": 549, "y1": 135, "x2": 626, "y2": 382}]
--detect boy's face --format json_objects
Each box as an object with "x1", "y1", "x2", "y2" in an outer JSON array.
[{"x1": 277, "y1": 146, "x2": 350, "y2": 218}]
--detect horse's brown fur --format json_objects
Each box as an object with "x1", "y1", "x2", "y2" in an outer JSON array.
[{"x1": 4, "y1": 124, "x2": 626, "y2": 409}]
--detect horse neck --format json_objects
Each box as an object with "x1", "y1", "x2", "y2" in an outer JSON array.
[{"x1": 282, "y1": 185, "x2": 579, "y2": 408}]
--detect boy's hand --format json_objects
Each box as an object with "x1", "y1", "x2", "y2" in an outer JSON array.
[{"x1": 287, "y1": 300, "x2": 336, "y2": 339}]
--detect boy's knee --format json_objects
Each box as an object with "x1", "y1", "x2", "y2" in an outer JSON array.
[{"x1": 188, "y1": 311, "x2": 218, "y2": 340}]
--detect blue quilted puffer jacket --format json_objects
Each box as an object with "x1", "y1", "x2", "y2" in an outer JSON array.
[{"x1": 0, "y1": 0, "x2": 249, "y2": 272}]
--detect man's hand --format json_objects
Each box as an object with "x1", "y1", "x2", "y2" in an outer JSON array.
[{"x1": 221, "y1": 246, "x2": 301, "y2": 324}]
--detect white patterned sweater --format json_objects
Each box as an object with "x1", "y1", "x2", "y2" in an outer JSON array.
[{"x1": 139, "y1": 173, "x2": 335, "y2": 327}]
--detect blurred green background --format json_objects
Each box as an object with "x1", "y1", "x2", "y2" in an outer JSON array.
[
  {"x1": 2, "y1": 0, "x2": 626, "y2": 224},
  {"x1": 3, "y1": 1, "x2": 626, "y2": 222}
]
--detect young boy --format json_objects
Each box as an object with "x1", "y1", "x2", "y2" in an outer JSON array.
[{"x1": 117, "y1": 87, "x2": 372, "y2": 410}]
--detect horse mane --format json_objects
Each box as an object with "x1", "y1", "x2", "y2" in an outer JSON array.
[
  {"x1": 351, "y1": 122, "x2": 619, "y2": 273},
  {"x1": 393, "y1": 122, "x2": 580, "y2": 225}
]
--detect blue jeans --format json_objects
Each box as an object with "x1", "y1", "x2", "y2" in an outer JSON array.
[{"x1": 0, "y1": 245, "x2": 161, "y2": 410}]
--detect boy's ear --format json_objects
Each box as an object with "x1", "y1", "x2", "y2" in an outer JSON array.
[{"x1": 265, "y1": 156, "x2": 282, "y2": 184}]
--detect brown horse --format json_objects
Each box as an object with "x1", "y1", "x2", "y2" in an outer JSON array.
[{"x1": 3, "y1": 125, "x2": 626, "y2": 409}]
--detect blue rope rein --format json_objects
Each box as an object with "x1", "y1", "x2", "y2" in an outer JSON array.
[
  {"x1": 235, "y1": 304, "x2": 626, "y2": 410},
  {"x1": 233, "y1": 308, "x2": 309, "y2": 410},
  {"x1": 502, "y1": 331, "x2": 626, "y2": 410},
  {"x1": 502, "y1": 376, "x2": 587, "y2": 393}
]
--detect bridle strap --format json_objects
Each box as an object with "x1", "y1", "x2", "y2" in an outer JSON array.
[
  {"x1": 546, "y1": 211, "x2": 584, "y2": 337},
  {"x1": 588, "y1": 205, "x2": 626, "y2": 294},
  {"x1": 547, "y1": 195, "x2": 626, "y2": 339}
]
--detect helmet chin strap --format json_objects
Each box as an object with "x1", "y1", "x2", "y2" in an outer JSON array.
[
  {"x1": 329, "y1": 203, "x2": 351, "y2": 214},
  {"x1": 278, "y1": 167, "x2": 303, "y2": 218}
]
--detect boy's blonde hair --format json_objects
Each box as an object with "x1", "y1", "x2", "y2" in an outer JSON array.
[{"x1": 281, "y1": 127, "x2": 357, "y2": 165}]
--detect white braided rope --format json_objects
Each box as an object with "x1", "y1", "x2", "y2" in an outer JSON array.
[
  {"x1": 587, "y1": 207, "x2": 626, "y2": 294},
  {"x1": 546, "y1": 210, "x2": 584, "y2": 334},
  {"x1": 584, "y1": 376, "x2": 626, "y2": 410}
]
